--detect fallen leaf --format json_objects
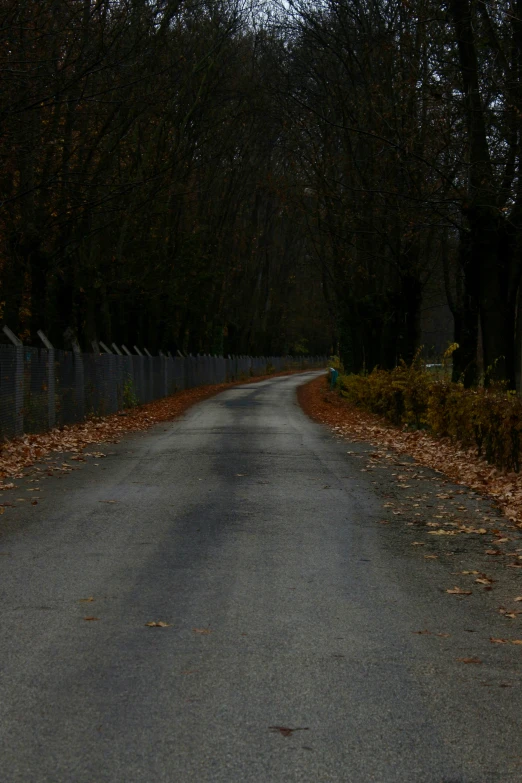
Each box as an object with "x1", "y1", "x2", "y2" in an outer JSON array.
[
  {"x1": 84, "y1": 616, "x2": 99, "y2": 621},
  {"x1": 79, "y1": 597, "x2": 94, "y2": 603},
  {"x1": 485, "y1": 549, "x2": 502, "y2": 556},
  {"x1": 428, "y1": 529, "x2": 458, "y2": 536},
  {"x1": 411, "y1": 542, "x2": 424, "y2": 546},
  {"x1": 413, "y1": 629, "x2": 431, "y2": 635},
  {"x1": 514, "y1": 597, "x2": 522, "y2": 602},
  {"x1": 490, "y1": 638, "x2": 508, "y2": 644},
  {"x1": 192, "y1": 627, "x2": 212, "y2": 634},
  {"x1": 145, "y1": 621, "x2": 170, "y2": 627},
  {"x1": 424, "y1": 554, "x2": 438, "y2": 559},
  {"x1": 446, "y1": 586, "x2": 472, "y2": 595},
  {"x1": 475, "y1": 577, "x2": 494, "y2": 585},
  {"x1": 456, "y1": 657, "x2": 482, "y2": 664},
  {"x1": 269, "y1": 726, "x2": 309, "y2": 737},
  {"x1": 511, "y1": 639, "x2": 522, "y2": 645}
]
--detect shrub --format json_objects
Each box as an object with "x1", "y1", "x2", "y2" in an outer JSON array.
[{"x1": 337, "y1": 364, "x2": 522, "y2": 473}]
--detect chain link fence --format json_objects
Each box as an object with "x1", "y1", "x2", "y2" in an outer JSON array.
[{"x1": 0, "y1": 346, "x2": 326, "y2": 440}]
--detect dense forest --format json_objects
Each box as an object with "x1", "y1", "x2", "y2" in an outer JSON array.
[{"x1": 1, "y1": 0, "x2": 522, "y2": 384}]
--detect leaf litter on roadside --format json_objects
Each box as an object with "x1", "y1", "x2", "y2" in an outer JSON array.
[{"x1": 0, "y1": 370, "x2": 304, "y2": 490}]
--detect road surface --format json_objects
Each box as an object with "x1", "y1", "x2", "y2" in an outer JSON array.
[{"x1": 0, "y1": 372, "x2": 520, "y2": 782}]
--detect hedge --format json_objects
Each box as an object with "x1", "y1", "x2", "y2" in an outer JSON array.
[{"x1": 337, "y1": 363, "x2": 522, "y2": 473}]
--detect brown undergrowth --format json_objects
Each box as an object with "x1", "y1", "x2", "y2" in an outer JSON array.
[
  {"x1": 298, "y1": 375, "x2": 522, "y2": 528},
  {"x1": 0, "y1": 369, "x2": 307, "y2": 486}
]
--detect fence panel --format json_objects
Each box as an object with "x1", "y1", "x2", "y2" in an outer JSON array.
[{"x1": 0, "y1": 345, "x2": 326, "y2": 440}]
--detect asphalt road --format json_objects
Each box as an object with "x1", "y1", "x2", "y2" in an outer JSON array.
[{"x1": 0, "y1": 371, "x2": 521, "y2": 782}]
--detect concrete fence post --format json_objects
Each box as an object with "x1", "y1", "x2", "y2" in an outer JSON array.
[
  {"x1": 37, "y1": 330, "x2": 55, "y2": 430},
  {"x1": 3, "y1": 326, "x2": 24, "y2": 436},
  {"x1": 63, "y1": 328, "x2": 84, "y2": 421}
]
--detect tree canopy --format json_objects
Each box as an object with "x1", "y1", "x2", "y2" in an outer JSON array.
[{"x1": 2, "y1": 0, "x2": 522, "y2": 382}]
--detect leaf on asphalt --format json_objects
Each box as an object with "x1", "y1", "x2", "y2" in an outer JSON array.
[
  {"x1": 485, "y1": 549, "x2": 502, "y2": 556},
  {"x1": 269, "y1": 726, "x2": 309, "y2": 737},
  {"x1": 428, "y1": 529, "x2": 458, "y2": 536},
  {"x1": 193, "y1": 627, "x2": 212, "y2": 634},
  {"x1": 424, "y1": 554, "x2": 438, "y2": 559},
  {"x1": 475, "y1": 577, "x2": 495, "y2": 585},
  {"x1": 31, "y1": 500, "x2": 38, "y2": 505},
  {"x1": 0, "y1": 507, "x2": 5, "y2": 514},
  {"x1": 490, "y1": 637, "x2": 508, "y2": 644},
  {"x1": 79, "y1": 597, "x2": 94, "y2": 603},
  {"x1": 413, "y1": 629, "x2": 432, "y2": 635},
  {"x1": 493, "y1": 537, "x2": 511, "y2": 543},
  {"x1": 436, "y1": 633, "x2": 451, "y2": 638},
  {"x1": 456, "y1": 657, "x2": 482, "y2": 664},
  {"x1": 459, "y1": 527, "x2": 488, "y2": 534},
  {"x1": 459, "y1": 570, "x2": 480, "y2": 575},
  {"x1": 84, "y1": 616, "x2": 99, "y2": 621},
  {"x1": 514, "y1": 597, "x2": 522, "y2": 602},
  {"x1": 145, "y1": 621, "x2": 170, "y2": 627},
  {"x1": 511, "y1": 639, "x2": 522, "y2": 645},
  {"x1": 446, "y1": 586, "x2": 472, "y2": 595},
  {"x1": 411, "y1": 541, "x2": 424, "y2": 546}
]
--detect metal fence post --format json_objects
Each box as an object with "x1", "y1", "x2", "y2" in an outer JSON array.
[
  {"x1": 37, "y1": 330, "x2": 55, "y2": 430},
  {"x1": 2, "y1": 326, "x2": 24, "y2": 436}
]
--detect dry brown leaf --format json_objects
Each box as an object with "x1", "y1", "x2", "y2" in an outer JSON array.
[
  {"x1": 411, "y1": 542, "x2": 424, "y2": 546},
  {"x1": 475, "y1": 577, "x2": 494, "y2": 585},
  {"x1": 490, "y1": 637, "x2": 508, "y2": 644},
  {"x1": 192, "y1": 627, "x2": 212, "y2": 634},
  {"x1": 145, "y1": 621, "x2": 170, "y2": 628},
  {"x1": 514, "y1": 597, "x2": 522, "y2": 602},
  {"x1": 428, "y1": 529, "x2": 459, "y2": 536},
  {"x1": 79, "y1": 597, "x2": 94, "y2": 603},
  {"x1": 269, "y1": 726, "x2": 309, "y2": 737},
  {"x1": 84, "y1": 616, "x2": 99, "y2": 621},
  {"x1": 424, "y1": 554, "x2": 438, "y2": 559},
  {"x1": 446, "y1": 586, "x2": 472, "y2": 595}
]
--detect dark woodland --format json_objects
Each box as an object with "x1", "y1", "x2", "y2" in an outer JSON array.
[{"x1": 1, "y1": 0, "x2": 522, "y2": 383}]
